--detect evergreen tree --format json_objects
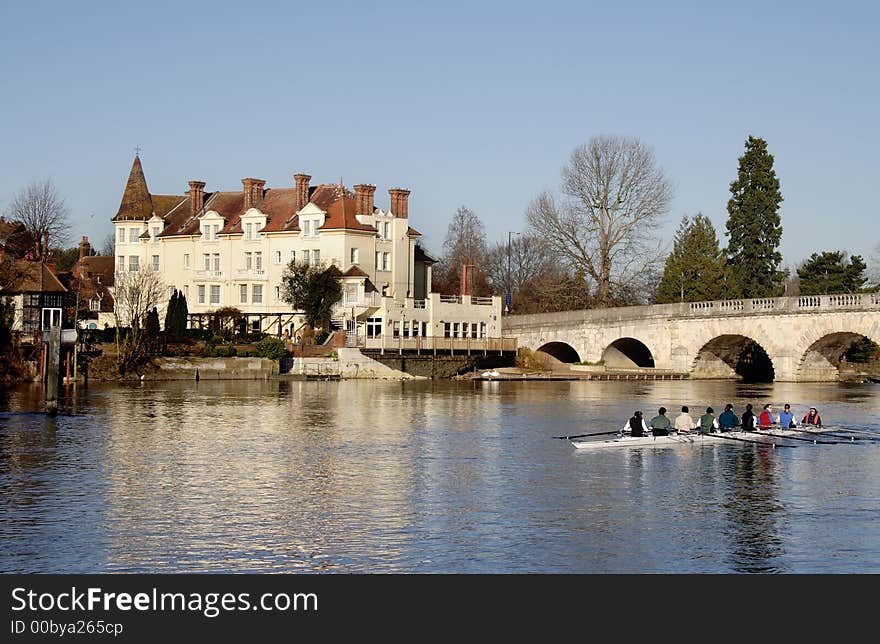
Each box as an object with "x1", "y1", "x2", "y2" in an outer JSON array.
[
  {"x1": 164, "y1": 289, "x2": 178, "y2": 333},
  {"x1": 177, "y1": 291, "x2": 188, "y2": 334},
  {"x1": 656, "y1": 214, "x2": 733, "y2": 303},
  {"x1": 724, "y1": 135, "x2": 785, "y2": 297},
  {"x1": 145, "y1": 307, "x2": 160, "y2": 340},
  {"x1": 797, "y1": 251, "x2": 868, "y2": 295},
  {"x1": 281, "y1": 262, "x2": 343, "y2": 330}
]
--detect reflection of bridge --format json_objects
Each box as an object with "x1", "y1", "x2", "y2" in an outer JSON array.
[{"x1": 503, "y1": 293, "x2": 880, "y2": 382}]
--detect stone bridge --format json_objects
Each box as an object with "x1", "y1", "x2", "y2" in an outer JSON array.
[{"x1": 503, "y1": 293, "x2": 880, "y2": 382}]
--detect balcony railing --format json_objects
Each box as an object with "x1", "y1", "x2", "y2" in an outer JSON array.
[
  {"x1": 236, "y1": 269, "x2": 267, "y2": 279},
  {"x1": 361, "y1": 335, "x2": 517, "y2": 353},
  {"x1": 194, "y1": 270, "x2": 224, "y2": 280},
  {"x1": 340, "y1": 292, "x2": 382, "y2": 308}
]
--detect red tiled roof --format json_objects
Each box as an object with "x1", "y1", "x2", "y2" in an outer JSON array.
[
  {"x1": 342, "y1": 265, "x2": 369, "y2": 278},
  {"x1": 258, "y1": 189, "x2": 301, "y2": 233},
  {"x1": 76, "y1": 256, "x2": 115, "y2": 286},
  {"x1": 320, "y1": 193, "x2": 376, "y2": 233},
  {"x1": 1, "y1": 260, "x2": 67, "y2": 294},
  {"x1": 113, "y1": 156, "x2": 154, "y2": 221}
]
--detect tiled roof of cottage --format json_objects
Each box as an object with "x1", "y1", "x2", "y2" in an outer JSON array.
[
  {"x1": 1, "y1": 260, "x2": 67, "y2": 294},
  {"x1": 342, "y1": 265, "x2": 369, "y2": 278},
  {"x1": 76, "y1": 256, "x2": 115, "y2": 286}
]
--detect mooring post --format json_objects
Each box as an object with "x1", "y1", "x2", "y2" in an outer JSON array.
[{"x1": 45, "y1": 326, "x2": 61, "y2": 416}]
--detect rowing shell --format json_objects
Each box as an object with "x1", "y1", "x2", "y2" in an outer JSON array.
[{"x1": 569, "y1": 430, "x2": 792, "y2": 450}]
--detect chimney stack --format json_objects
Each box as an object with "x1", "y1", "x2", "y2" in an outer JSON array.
[
  {"x1": 79, "y1": 236, "x2": 91, "y2": 261},
  {"x1": 242, "y1": 178, "x2": 266, "y2": 210},
  {"x1": 188, "y1": 180, "x2": 206, "y2": 217},
  {"x1": 293, "y1": 173, "x2": 311, "y2": 212},
  {"x1": 388, "y1": 188, "x2": 410, "y2": 218},
  {"x1": 354, "y1": 184, "x2": 376, "y2": 216}
]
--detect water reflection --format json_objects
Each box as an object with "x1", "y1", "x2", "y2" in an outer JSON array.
[{"x1": 1, "y1": 379, "x2": 878, "y2": 573}]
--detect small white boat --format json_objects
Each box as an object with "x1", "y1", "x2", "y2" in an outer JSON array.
[{"x1": 570, "y1": 430, "x2": 794, "y2": 450}]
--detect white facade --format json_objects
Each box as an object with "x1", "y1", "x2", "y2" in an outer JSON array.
[{"x1": 111, "y1": 164, "x2": 502, "y2": 343}]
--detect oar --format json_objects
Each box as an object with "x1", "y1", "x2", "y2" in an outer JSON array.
[
  {"x1": 748, "y1": 430, "x2": 846, "y2": 445},
  {"x1": 553, "y1": 430, "x2": 622, "y2": 440},
  {"x1": 794, "y1": 428, "x2": 880, "y2": 442},
  {"x1": 817, "y1": 427, "x2": 880, "y2": 438},
  {"x1": 700, "y1": 431, "x2": 796, "y2": 448}
]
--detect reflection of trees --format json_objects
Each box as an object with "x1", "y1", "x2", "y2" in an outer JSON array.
[{"x1": 724, "y1": 448, "x2": 785, "y2": 573}]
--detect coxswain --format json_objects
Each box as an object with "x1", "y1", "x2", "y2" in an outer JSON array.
[{"x1": 802, "y1": 407, "x2": 822, "y2": 426}]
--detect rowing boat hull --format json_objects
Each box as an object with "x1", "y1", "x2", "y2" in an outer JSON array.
[{"x1": 569, "y1": 431, "x2": 790, "y2": 450}]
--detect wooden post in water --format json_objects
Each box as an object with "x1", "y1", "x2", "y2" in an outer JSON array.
[{"x1": 45, "y1": 326, "x2": 61, "y2": 416}]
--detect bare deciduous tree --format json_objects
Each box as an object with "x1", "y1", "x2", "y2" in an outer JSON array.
[
  {"x1": 433, "y1": 205, "x2": 491, "y2": 295},
  {"x1": 9, "y1": 179, "x2": 71, "y2": 261},
  {"x1": 484, "y1": 233, "x2": 553, "y2": 295},
  {"x1": 113, "y1": 268, "x2": 165, "y2": 374},
  {"x1": 526, "y1": 136, "x2": 673, "y2": 307},
  {"x1": 100, "y1": 233, "x2": 116, "y2": 256}
]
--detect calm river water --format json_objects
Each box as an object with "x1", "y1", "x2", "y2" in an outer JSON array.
[{"x1": 1, "y1": 378, "x2": 878, "y2": 573}]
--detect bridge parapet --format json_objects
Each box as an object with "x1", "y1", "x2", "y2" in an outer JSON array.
[{"x1": 506, "y1": 292, "x2": 880, "y2": 327}]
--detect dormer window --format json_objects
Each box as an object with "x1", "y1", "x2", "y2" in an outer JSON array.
[{"x1": 202, "y1": 224, "x2": 220, "y2": 241}]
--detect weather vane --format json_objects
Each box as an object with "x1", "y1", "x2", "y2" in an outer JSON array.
[{"x1": 134, "y1": 146, "x2": 142, "y2": 157}]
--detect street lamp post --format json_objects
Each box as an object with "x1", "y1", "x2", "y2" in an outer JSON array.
[{"x1": 507, "y1": 231, "x2": 520, "y2": 314}]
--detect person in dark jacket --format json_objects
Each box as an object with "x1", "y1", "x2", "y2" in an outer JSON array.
[
  {"x1": 623, "y1": 411, "x2": 649, "y2": 437},
  {"x1": 741, "y1": 404, "x2": 757, "y2": 431},
  {"x1": 802, "y1": 407, "x2": 822, "y2": 426},
  {"x1": 698, "y1": 407, "x2": 719, "y2": 433},
  {"x1": 718, "y1": 404, "x2": 739, "y2": 432}
]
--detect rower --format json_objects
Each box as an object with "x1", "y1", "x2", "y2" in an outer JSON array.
[
  {"x1": 675, "y1": 406, "x2": 696, "y2": 434},
  {"x1": 622, "y1": 411, "x2": 650, "y2": 437},
  {"x1": 778, "y1": 403, "x2": 796, "y2": 429},
  {"x1": 741, "y1": 403, "x2": 757, "y2": 431},
  {"x1": 758, "y1": 404, "x2": 777, "y2": 429},
  {"x1": 802, "y1": 406, "x2": 822, "y2": 427},
  {"x1": 698, "y1": 407, "x2": 719, "y2": 434},
  {"x1": 649, "y1": 407, "x2": 672, "y2": 437},
  {"x1": 718, "y1": 404, "x2": 739, "y2": 433}
]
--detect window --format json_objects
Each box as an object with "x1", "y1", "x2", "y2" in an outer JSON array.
[
  {"x1": 375, "y1": 251, "x2": 381, "y2": 269},
  {"x1": 254, "y1": 252, "x2": 262, "y2": 271},
  {"x1": 240, "y1": 284, "x2": 248, "y2": 304},
  {"x1": 89, "y1": 297, "x2": 101, "y2": 312},
  {"x1": 183, "y1": 285, "x2": 189, "y2": 300},
  {"x1": 311, "y1": 250, "x2": 320, "y2": 266},
  {"x1": 274, "y1": 285, "x2": 280, "y2": 300},
  {"x1": 289, "y1": 250, "x2": 295, "y2": 263},
  {"x1": 412, "y1": 322, "x2": 420, "y2": 337},
  {"x1": 152, "y1": 255, "x2": 159, "y2": 271},
  {"x1": 151, "y1": 226, "x2": 159, "y2": 240},
  {"x1": 392, "y1": 321, "x2": 400, "y2": 338},
  {"x1": 198, "y1": 285, "x2": 206, "y2": 304},
  {"x1": 350, "y1": 248, "x2": 359, "y2": 264},
  {"x1": 252, "y1": 284, "x2": 263, "y2": 304},
  {"x1": 129, "y1": 228, "x2": 140, "y2": 243},
  {"x1": 453, "y1": 322, "x2": 460, "y2": 338},
  {"x1": 480, "y1": 322, "x2": 487, "y2": 338},
  {"x1": 117, "y1": 256, "x2": 124, "y2": 271},
  {"x1": 245, "y1": 252, "x2": 252, "y2": 270},
  {"x1": 302, "y1": 250, "x2": 310, "y2": 264},
  {"x1": 471, "y1": 323, "x2": 478, "y2": 338},
  {"x1": 116, "y1": 229, "x2": 122, "y2": 244},
  {"x1": 382, "y1": 252, "x2": 390, "y2": 271},
  {"x1": 128, "y1": 256, "x2": 139, "y2": 272},
  {"x1": 302, "y1": 221, "x2": 310, "y2": 237},
  {"x1": 184, "y1": 254, "x2": 190, "y2": 269},
  {"x1": 245, "y1": 223, "x2": 253, "y2": 240},
  {"x1": 212, "y1": 254, "x2": 220, "y2": 272},
  {"x1": 210, "y1": 285, "x2": 220, "y2": 305},
  {"x1": 203, "y1": 254, "x2": 211, "y2": 270},
  {"x1": 251, "y1": 319, "x2": 260, "y2": 333},
  {"x1": 275, "y1": 250, "x2": 282, "y2": 264},
  {"x1": 366, "y1": 317, "x2": 382, "y2": 337}
]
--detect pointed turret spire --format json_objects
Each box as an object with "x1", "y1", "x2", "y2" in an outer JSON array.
[{"x1": 113, "y1": 154, "x2": 154, "y2": 221}]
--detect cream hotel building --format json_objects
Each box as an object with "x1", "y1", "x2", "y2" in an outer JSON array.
[{"x1": 112, "y1": 155, "x2": 503, "y2": 349}]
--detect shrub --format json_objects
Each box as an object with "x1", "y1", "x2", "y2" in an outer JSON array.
[
  {"x1": 254, "y1": 337, "x2": 287, "y2": 360},
  {"x1": 236, "y1": 348, "x2": 251, "y2": 358},
  {"x1": 516, "y1": 348, "x2": 550, "y2": 372},
  {"x1": 315, "y1": 330, "x2": 330, "y2": 345}
]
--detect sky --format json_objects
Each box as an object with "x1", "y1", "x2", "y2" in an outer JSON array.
[{"x1": 1, "y1": 0, "x2": 878, "y2": 271}]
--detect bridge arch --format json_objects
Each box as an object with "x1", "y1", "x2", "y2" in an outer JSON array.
[
  {"x1": 796, "y1": 326, "x2": 880, "y2": 381},
  {"x1": 536, "y1": 341, "x2": 581, "y2": 363},
  {"x1": 602, "y1": 337, "x2": 655, "y2": 368},
  {"x1": 692, "y1": 334, "x2": 775, "y2": 382}
]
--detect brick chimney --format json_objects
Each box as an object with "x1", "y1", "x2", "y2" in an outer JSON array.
[
  {"x1": 188, "y1": 180, "x2": 206, "y2": 217},
  {"x1": 354, "y1": 184, "x2": 376, "y2": 216},
  {"x1": 293, "y1": 173, "x2": 311, "y2": 212},
  {"x1": 242, "y1": 178, "x2": 266, "y2": 210},
  {"x1": 388, "y1": 188, "x2": 410, "y2": 218},
  {"x1": 79, "y1": 236, "x2": 91, "y2": 261}
]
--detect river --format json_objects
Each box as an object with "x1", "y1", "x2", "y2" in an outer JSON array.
[{"x1": 1, "y1": 378, "x2": 878, "y2": 573}]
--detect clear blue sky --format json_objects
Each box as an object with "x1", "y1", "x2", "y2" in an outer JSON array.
[{"x1": 1, "y1": 0, "x2": 877, "y2": 270}]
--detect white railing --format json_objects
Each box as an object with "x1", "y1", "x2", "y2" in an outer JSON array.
[
  {"x1": 439, "y1": 295, "x2": 461, "y2": 304},
  {"x1": 363, "y1": 335, "x2": 517, "y2": 353},
  {"x1": 236, "y1": 269, "x2": 267, "y2": 279},
  {"x1": 194, "y1": 270, "x2": 224, "y2": 279},
  {"x1": 413, "y1": 299, "x2": 426, "y2": 309},
  {"x1": 340, "y1": 292, "x2": 382, "y2": 308},
  {"x1": 471, "y1": 296, "x2": 494, "y2": 305}
]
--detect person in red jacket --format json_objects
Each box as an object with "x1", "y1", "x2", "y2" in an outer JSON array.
[
  {"x1": 758, "y1": 404, "x2": 776, "y2": 428},
  {"x1": 802, "y1": 407, "x2": 822, "y2": 426}
]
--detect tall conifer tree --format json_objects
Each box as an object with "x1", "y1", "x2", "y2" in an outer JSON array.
[
  {"x1": 724, "y1": 136, "x2": 785, "y2": 297},
  {"x1": 164, "y1": 289, "x2": 178, "y2": 333},
  {"x1": 656, "y1": 214, "x2": 733, "y2": 303}
]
